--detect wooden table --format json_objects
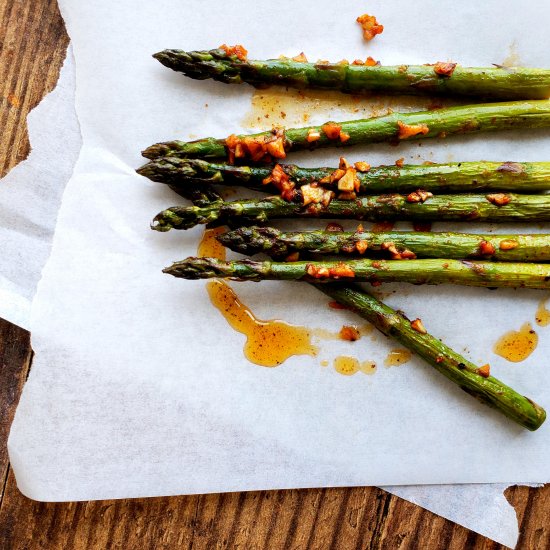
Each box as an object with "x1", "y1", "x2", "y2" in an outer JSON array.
[{"x1": 0, "y1": 2, "x2": 549, "y2": 548}]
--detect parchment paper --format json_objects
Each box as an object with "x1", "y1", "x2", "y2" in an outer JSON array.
[
  {"x1": 2, "y1": 64, "x2": 523, "y2": 550},
  {"x1": 7, "y1": 1, "x2": 550, "y2": 547},
  {"x1": 0, "y1": 48, "x2": 80, "y2": 329}
]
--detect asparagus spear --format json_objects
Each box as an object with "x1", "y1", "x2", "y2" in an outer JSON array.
[
  {"x1": 151, "y1": 193, "x2": 550, "y2": 231},
  {"x1": 317, "y1": 283, "x2": 545, "y2": 431},
  {"x1": 218, "y1": 226, "x2": 550, "y2": 262},
  {"x1": 138, "y1": 158, "x2": 550, "y2": 195},
  {"x1": 164, "y1": 256, "x2": 550, "y2": 290},
  {"x1": 142, "y1": 100, "x2": 550, "y2": 161},
  {"x1": 154, "y1": 48, "x2": 550, "y2": 101}
]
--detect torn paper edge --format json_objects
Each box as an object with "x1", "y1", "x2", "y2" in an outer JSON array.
[{"x1": 0, "y1": 45, "x2": 82, "y2": 329}]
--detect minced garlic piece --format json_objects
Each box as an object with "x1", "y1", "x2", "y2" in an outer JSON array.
[
  {"x1": 397, "y1": 121, "x2": 430, "y2": 140},
  {"x1": 356, "y1": 14, "x2": 384, "y2": 41},
  {"x1": 478, "y1": 240, "x2": 496, "y2": 255},
  {"x1": 322, "y1": 122, "x2": 342, "y2": 140},
  {"x1": 406, "y1": 189, "x2": 433, "y2": 203},
  {"x1": 355, "y1": 240, "x2": 369, "y2": 254},
  {"x1": 433, "y1": 62, "x2": 457, "y2": 77},
  {"x1": 499, "y1": 239, "x2": 519, "y2": 250},
  {"x1": 292, "y1": 52, "x2": 308, "y2": 62},
  {"x1": 486, "y1": 193, "x2": 511, "y2": 206},
  {"x1": 411, "y1": 318, "x2": 427, "y2": 334},
  {"x1": 219, "y1": 44, "x2": 248, "y2": 60},
  {"x1": 354, "y1": 161, "x2": 370, "y2": 172},
  {"x1": 307, "y1": 129, "x2": 321, "y2": 142},
  {"x1": 478, "y1": 364, "x2": 491, "y2": 378},
  {"x1": 337, "y1": 168, "x2": 358, "y2": 192}
]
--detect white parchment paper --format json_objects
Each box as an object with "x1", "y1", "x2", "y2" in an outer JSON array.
[
  {"x1": 0, "y1": 48, "x2": 80, "y2": 329},
  {"x1": 7, "y1": 1, "x2": 550, "y2": 546}
]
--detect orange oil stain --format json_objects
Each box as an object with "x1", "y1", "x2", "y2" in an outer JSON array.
[
  {"x1": 535, "y1": 297, "x2": 550, "y2": 327},
  {"x1": 360, "y1": 360, "x2": 377, "y2": 375},
  {"x1": 242, "y1": 88, "x2": 362, "y2": 129},
  {"x1": 206, "y1": 280, "x2": 317, "y2": 367},
  {"x1": 334, "y1": 356, "x2": 360, "y2": 375},
  {"x1": 199, "y1": 228, "x2": 318, "y2": 367},
  {"x1": 494, "y1": 322, "x2": 538, "y2": 363},
  {"x1": 333, "y1": 356, "x2": 377, "y2": 376},
  {"x1": 384, "y1": 349, "x2": 412, "y2": 367},
  {"x1": 197, "y1": 227, "x2": 227, "y2": 259},
  {"x1": 371, "y1": 221, "x2": 395, "y2": 233},
  {"x1": 241, "y1": 87, "x2": 459, "y2": 130}
]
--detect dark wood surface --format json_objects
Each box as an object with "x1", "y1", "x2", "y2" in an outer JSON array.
[{"x1": 0, "y1": 1, "x2": 549, "y2": 548}]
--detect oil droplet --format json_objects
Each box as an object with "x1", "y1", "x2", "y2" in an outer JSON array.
[
  {"x1": 535, "y1": 297, "x2": 550, "y2": 327},
  {"x1": 413, "y1": 222, "x2": 432, "y2": 232},
  {"x1": 494, "y1": 322, "x2": 538, "y2": 363},
  {"x1": 198, "y1": 227, "x2": 226, "y2": 259},
  {"x1": 360, "y1": 361, "x2": 377, "y2": 375},
  {"x1": 334, "y1": 356, "x2": 360, "y2": 376},
  {"x1": 371, "y1": 221, "x2": 395, "y2": 233},
  {"x1": 320, "y1": 359, "x2": 329, "y2": 367},
  {"x1": 207, "y1": 280, "x2": 317, "y2": 367},
  {"x1": 333, "y1": 356, "x2": 377, "y2": 376},
  {"x1": 384, "y1": 349, "x2": 412, "y2": 367}
]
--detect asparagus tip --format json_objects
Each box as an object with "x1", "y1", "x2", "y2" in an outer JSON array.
[
  {"x1": 163, "y1": 257, "x2": 228, "y2": 279},
  {"x1": 152, "y1": 202, "x2": 222, "y2": 231},
  {"x1": 152, "y1": 50, "x2": 179, "y2": 68},
  {"x1": 136, "y1": 163, "x2": 152, "y2": 178},
  {"x1": 217, "y1": 226, "x2": 283, "y2": 255},
  {"x1": 142, "y1": 142, "x2": 173, "y2": 160},
  {"x1": 151, "y1": 208, "x2": 182, "y2": 232}
]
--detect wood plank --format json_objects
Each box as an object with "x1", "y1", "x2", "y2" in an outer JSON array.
[
  {"x1": 0, "y1": 320, "x2": 32, "y2": 500},
  {"x1": 0, "y1": 0, "x2": 70, "y2": 177},
  {"x1": 0, "y1": 475, "x2": 513, "y2": 550},
  {"x1": 505, "y1": 485, "x2": 550, "y2": 549},
  {"x1": 0, "y1": 1, "x2": 547, "y2": 549}
]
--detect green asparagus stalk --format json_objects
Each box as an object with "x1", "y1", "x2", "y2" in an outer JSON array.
[
  {"x1": 151, "y1": 193, "x2": 550, "y2": 231},
  {"x1": 218, "y1": 226, "x2": 550, "y2": 262},
  {"x1": 317, "y1": 284, "x2": 545, "y2": 430},
  {"x1": 163, "y1": 256, "x2": 550, "y2": 290},
  {"x1": 138, "y1": 157, "x2": 550, "y2": 195},
  {"x1": 142, "y1": 100, "x2": 550, "y2": 161},
  {"x1": 154, "y1": 48, "x2": 550, "y2": 101}
]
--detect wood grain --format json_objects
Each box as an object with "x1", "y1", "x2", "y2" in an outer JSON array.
[
  {"x1": 0, "y1": 1, "x2": 549, "y2": 548},
  {"x1": 0, "y1": 0, "x2": 69, "y2": 177},
  {"x1": 0, "y1": 319, "x2": 31, "y2": 502}
]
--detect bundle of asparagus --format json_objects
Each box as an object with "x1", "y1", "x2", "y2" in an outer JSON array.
[{"x1": 140, "y1": 45, "x2": 550, "y2": 430}]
